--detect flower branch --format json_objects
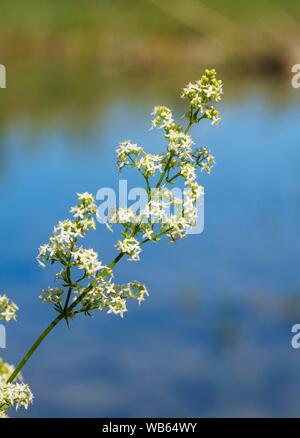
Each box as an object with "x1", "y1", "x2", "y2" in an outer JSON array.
[{"x1": 0, "y1": 68, "x2": 223, "y2": 417}]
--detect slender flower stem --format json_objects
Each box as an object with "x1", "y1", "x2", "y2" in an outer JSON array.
[
  {"x1": 68, "y1": 252, "x2": 125, "y2": 312},
  {"x1": 155, "y1": 152, "x2": 174, "y2": 188},
  {"x1": 184, "y1": 121, "x2": 193, "y2": 134},
  {"x1": 63, "y1": 286, "x2": 73, "y2": 313},
  {"x1": 140, "y1": 227, "x2": 172, "y2": 245},
  {"x1": 7, "y1": 252, "x2": 125, "y2": 384},
  {"x1": 156, "y1": 117, "x2": 193, "y2": 190},
  {"x1": 63, "y1": 248, "x2": 74, "y2": 313},
  {"x1": 167, "y1": 171, "x2": 181, "y2": 184},
  {"x1": 7, "y1": 313, "x2": 64, "y2": 384}
]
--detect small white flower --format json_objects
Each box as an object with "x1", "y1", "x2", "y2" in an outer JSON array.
[
  {"x1": 108, "y1": 208, "x2": 139, "y2": 225},
  {"x1": 117, "y1": 140, "x2": 144, "y2": 170},
  {"x1": 107, "y1": 296, "x2": 128, "y2": 318},
  {"x1": 151, "y1": 106, "x2": 174, "y2": 130},
  {"x1": 142, "y1": 226, "x2": 154, "y2": 241},
  {"x1": 72, "y1": 247, "x2": 104, "y2": 277},
  {"x1": 116, "y1": 238, "x2": 142, "y2": 261},
  {"x1": 0, "y1": 382, "x2": 33, "y2": 411},
  {"x1": 37, "y1": 193, "x2": 97, "y2": 269},
  {"x1": 166, "y1": 129, "x2": 193, "y2": 158},
  {"x1": 0, "y1": 295, "x2": 18, "y2": 322},
  {"x1": 39, "y1": 287, "x2": 64, "y2": 305},
  {"x1": 181, "y1": 162, "x2": 196, "y2": 185},
  {"x1": 77, "y1": 192, "x2": 95, "y2": 204},
  {"x1": 136, "y1": 154, "x2": 163, "y2": 177},
  {"x1": 181, "y1": 69, "x2": 223, "y2": 121}
]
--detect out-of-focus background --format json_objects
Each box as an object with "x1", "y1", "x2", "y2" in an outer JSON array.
[{"x1": 1, "y1": 0, "x2": 300, "y2": 417}]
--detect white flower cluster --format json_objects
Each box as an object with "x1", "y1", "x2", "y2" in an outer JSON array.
[
  {"x1": 151, "y1": 193, "x2": 200, "y2": 242},
  {"x1": 37, "y1": 191, "x2": 149, "y2": 320},
  {"x1": 0, "y1": 355, "x2": 33, "y2": 417},
  {"x1": 109, "y1": 207, "x2": 141, "y2": 226},
  {"x1": 117, "y1": 140, "x2": 144, "y2": 171},
  {"x1": 149, "y1": 109, "x2": 203, "y2": 200},
  {"x1": 0, "y1": 382, "x2": 33, "y2": 413},
  {"x1": 193, "y1": 146, "x2": 215, "y2": 174},
  {"x1": 152, "y1": 106, "x2": 194, "y2": 160},
  {"x1": 181, "y1": 68, "x2": 223, "y2": 125},
  {"x1": 136, "y1": 153, "x2": 163, "y2": 177},
  {"x1": 37, "y1": 193, "x2": 97, "y2": 269},
  {"x1": 117, "y1": 140, "x2": 163, "y2": 178},
  {"x1": 39, "y1": 287, "x2": 64, "y2": 305},
  {"x1": 111, "y1": 71, "x2": 223, "y2": 245},
  {"x1": 167, "y1": 129, "x2": 194, "y2": 160},
  {"x1": 110, "y1": 191, "x2": 202, "y2": 246},
  {"x1": 151, "y1": 106, "x2": 174, "y2": 130},
  {"x1": 77, "y1": 279, "x2": 149, "y2": 318},
  {"x1": 37, "y1": 193, "x2": 108, "y2": 312},
  {"x1": 0, "y1": 295, "x2": 18, "y2": 322},
  {"x1": 72, "y1": 247, "x2": 103, "y2": 277},
  {"x1": 116, "y1": 237, "x2": 142, "y2": 261}
]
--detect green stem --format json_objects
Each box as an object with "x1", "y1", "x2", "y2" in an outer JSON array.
[
  {"x1": 7, "y1": 252, "x2": 125, "y2": 384},
  {"x1": 156, "y1": 152, "x2": 174, "y2": 188},
  {"x1": 184, "y1": 121, "x2": 192, "y2": 134},
  {"x1": 156, "y1": 116, "x2": 194, "y2": 190},
  {"x1": 140, "y1": 227, "x2": 173, "y2": 245},
  {"x1": 68, "y1": 252, "x2": 125, "y2": 312},
  {"x1": 63, "y1": 247, "x2": 74, "y2": 312},
  {"x1": 167, "y1": 171, "x2": 181, "y2": 184},
  {"x1": 7, "y1": 313, "x2": 64, "y2": 384},
  {"x1": 63, "y1": 286, "x2": 72, "y2": 313}
]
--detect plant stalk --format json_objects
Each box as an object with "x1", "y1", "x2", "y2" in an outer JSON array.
[
  {"x1": 7, "y1": 313, "x2": 64, "y2": 383},
  {"x1": 7, "y1": 252, "x2": 125, "y2": 384}
]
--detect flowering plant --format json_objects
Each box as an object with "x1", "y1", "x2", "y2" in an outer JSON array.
[{"x1": 0, "y1": 69, "x2": 223, "y2": 417}]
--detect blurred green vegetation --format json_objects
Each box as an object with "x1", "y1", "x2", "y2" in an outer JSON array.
[
  {"x1": 1, "y1": 0, "x2": 300, "y2": 34},
  {"x1": 0, "y1": 0, "x2": 299, "y2": 126},
  {"x1": 2, "y1": 0, "x2": 299, "y2": 66}
]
